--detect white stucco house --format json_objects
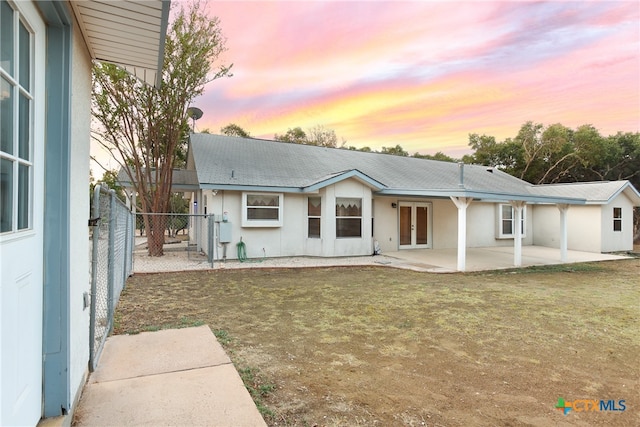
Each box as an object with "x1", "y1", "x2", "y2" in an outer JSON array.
[
  {"x1": 0, "y1": 1, "x2": 169, "y2": 425},
  {"x1": 180, "y1": 134, "x2": 639, "y2": 270}
]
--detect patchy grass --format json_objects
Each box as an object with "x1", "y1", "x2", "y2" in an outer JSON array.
[{"x1": 114, "y1": 259, "x2": 640, "y2": 426}]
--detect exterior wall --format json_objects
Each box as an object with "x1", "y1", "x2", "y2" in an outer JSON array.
[
  {"x1": 68, "y1": 24, "x2": 92, "y2": 404},
  {"x1": 532, "y1": 205, "x2": 602, "y2": 252},
  {"x1": 374, "y1": 198, "x2": 533, "y2": 252},
  {"x1": 372, "y1": 196, "x2": 398, "y2": 252},
  {"x1": 601, "y1": 194, "x2": 635, "y2": 252},
  {"x1": 201, "y1": 179, "x2": 374, "y2": 259}
]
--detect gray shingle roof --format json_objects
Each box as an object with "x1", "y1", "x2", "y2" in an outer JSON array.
[
  {"x1": 529, "y1": 181, "x2": 640, "y2": 205},
  {"x1": 189, "y1": 134, "x2": 589, "y2": 204},
  {"x1": 117, "y1": 168, "x2": 198, "y2": 190}
]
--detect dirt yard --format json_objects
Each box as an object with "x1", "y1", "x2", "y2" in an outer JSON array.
[{"x1": 114, "y1": 259, "x2": 639, "y2": 426}]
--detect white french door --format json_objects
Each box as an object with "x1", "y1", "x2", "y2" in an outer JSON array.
[{"x1": 399, "y1": 202, "x2": 431, "y2": 249}]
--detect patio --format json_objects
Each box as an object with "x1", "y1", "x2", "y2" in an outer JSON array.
[
  {"x1": 384, "y1": 245, "x2": 631, "y2": 272},
  {"x1": 132, "y1": 243, "x2": 631, "y2": 274}
]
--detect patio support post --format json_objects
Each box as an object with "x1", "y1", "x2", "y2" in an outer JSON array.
[
  {"x1": 510, "y1": 201, "x2": 526, "y2": 267},
  {"x1": 450, "y1": 196, "x2": 472, "y2": 272},
  {"x1": 557, "y1": 204, "x2": 569, "y2": 262}
]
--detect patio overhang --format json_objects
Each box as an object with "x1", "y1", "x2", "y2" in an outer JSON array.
[
  {"x1": 376, "y1": 188, "x2": 586, "y2": 205},
  {"x1": 70, "y1": 0, "x2": 170, "y2": 87}
]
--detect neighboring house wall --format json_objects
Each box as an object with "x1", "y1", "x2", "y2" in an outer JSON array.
[
  {"x1": 68, "y1": 22, "x2": 92, "y2": 408},
  {"x1": 533, "y1": 205, "x2": 602, "y2": 253},
  {"x1": 600, "y1": 194, "x2": 634, "y2": 252}
]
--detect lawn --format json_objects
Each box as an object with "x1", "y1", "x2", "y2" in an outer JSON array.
[{"x1": 114, "y1": 259, "x2": 640, "y2": 426}]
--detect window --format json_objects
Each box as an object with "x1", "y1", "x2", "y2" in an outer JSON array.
[
  {"x1": 242, "y1": 192, "x2": 283, "y2": 227},
  {"x1": 613, "y1": 207, "x2": 622, "y2": 232},
  {"x1": 308, "y1": 197, "x2": 321, "y2": 238},
  {"x1": 497, "y1": 204, "x2": 526, "y2": 238},
  {"x1": 1, "y1": 2, "x2": 33, "y2": 233},
  {"x1": 336, "y1": 197, "x2": 361, "y2": 238}
]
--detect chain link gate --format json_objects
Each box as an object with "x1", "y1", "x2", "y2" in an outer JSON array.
[{"x1": 89, "y1": 184, "x2": 134, "y2": 371}]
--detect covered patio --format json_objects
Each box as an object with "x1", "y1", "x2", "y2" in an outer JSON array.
[{"x1": 383, "y1": 246, "x2": 631, "y2": 273}]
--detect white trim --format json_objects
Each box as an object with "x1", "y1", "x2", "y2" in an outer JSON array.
[
  {"x1": 241, "y1": 192, "x2": 283, "y2": 227},
  {"x1": 398, "y1": 201, "x2": 432, "y2": 249},
  {"x1": 496, "y1": 203, "x2": 526, "y2": 239}
]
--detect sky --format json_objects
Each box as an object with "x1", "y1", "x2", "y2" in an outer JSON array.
[{"x1": 187, "y1": 0, "x2": 640, "y2": 158}]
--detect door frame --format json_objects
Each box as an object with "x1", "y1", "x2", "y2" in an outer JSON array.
[{"x1": 398, "y1": 201, "x2": 432, "y2": 249}]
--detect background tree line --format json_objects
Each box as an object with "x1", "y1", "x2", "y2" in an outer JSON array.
[
  {"x1": 219, "y1": 121, "x2": 638, "y2": 191},
  {"x1": 218, "y1": 121, "x2": 639, "y2": 241}
]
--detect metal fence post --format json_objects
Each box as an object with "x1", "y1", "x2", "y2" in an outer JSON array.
[
  {"x1": 208, "y1": 215, "x2": 215, "y2": 267},
  {"x1": 107, "y1": 189, "x2": 116, "y2": 333},
  {"x1": 89, "y1": 184, "x2": 101, "y2": 371}
]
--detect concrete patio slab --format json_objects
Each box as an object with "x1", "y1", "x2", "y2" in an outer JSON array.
[
  {"x1": 75, "y1": 325, "x2": 266, "y2": 427},
  {"x1": 384, "y1": 245, "x2": 630, "y2": 272}
]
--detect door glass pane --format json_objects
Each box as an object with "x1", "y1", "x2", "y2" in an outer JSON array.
[
  {"x1": 0, "y1": 157, "x2": 13, "y2": 232},
  {"x1": 399, "y1": 205, "x2": 411, "y2": 245},
  {"x1": 1, "y1": 76, "x2": 13, "y2": 154},
  {"x1": 17, "y1": 162, "x2": 28, "y2": 229},
  {"x1": 18, "y1": 20, "x2": 29, "y2": 91},
  {"x1": 1, "y1": 1, "x2": 13, "y2": 77},
  {"x1": 18, "y1": 92, "x2": 28, "y2": 158},
  {"x1": 416, "y1": 206, "x2": 428, "y2": 245}
]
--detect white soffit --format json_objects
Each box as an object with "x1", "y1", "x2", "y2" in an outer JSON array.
[{"x1": 70, "y1": 0, "x2": 170, "y2": 86}]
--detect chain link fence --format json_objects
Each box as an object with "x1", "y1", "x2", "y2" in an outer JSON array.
[
  {"x1": 89, "y1": 184, "x2": 134, "y2": 371},
  {"x1": 133, "y1": 213, "x2": 215, "y2": 272}
]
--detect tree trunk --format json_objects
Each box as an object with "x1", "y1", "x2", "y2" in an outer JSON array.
[{"x1": 145, "y1": 215, "x2": 166, "y2": 256}]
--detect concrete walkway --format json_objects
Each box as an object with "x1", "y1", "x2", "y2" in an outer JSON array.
[{"x1": 74, "y1": 325, "x2": 266, "y2": 427}]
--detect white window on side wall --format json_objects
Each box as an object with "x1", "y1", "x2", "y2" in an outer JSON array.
[
  {"x1": 613, "y1": 207, "x2": 622, "y2": 232},
  {"x1": 336, "y1": 197, "x2": 361, "y2": 238},
  {"x1": 496, "y1": 204, "x2": 526, "y2": 238},
  {"x1": 308, "y1": 196, "x2": 321, "y2": 238},
  {"x1": 242, "y1": 192, "x2": 283, "y2": 227}
]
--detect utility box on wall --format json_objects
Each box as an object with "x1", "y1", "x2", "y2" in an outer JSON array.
[{"x1": 219, "y1": 222, "x2": 232, "y2": 243}]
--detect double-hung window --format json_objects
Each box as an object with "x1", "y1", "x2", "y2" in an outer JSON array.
[
  {"x1": 613, "y1": 207, "x2": 622, "y2": 232},
  {"x1": 242, "y1": 192, "x2": 283, "y2": 227},
  {"x1": 308, "y1": 197, "x2": 321, "y2": 238},
  {"x1": 1, "y1": 1, "x2": 33, "y2": 233},
  {"x1": 497, "y1": 204, "x2": 526, "y2": 238},
  {"x1": 336, "y1": 197, "x2": 361, "y2": 238}
]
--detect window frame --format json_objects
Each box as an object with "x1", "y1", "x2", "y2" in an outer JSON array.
[
  {"x1": 496, "y1": 204, "x2": 526, "y2": 239},
  {"x1": 336, "y1": 197, "x2": 362, "y2": 238},
  {"x1": 1, "y1": 4, "x2": 34, "y2": 235},
  {"x1": 307, "y1": 196, "x2": 321, "y2": 239},
  {"x1": 613, "y1": 207, "x2": 622, "y2": 232},
  {"x1": 241, "y1": 192, "x2": 283, "y2": 227}
]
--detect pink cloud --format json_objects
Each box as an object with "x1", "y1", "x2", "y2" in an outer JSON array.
[{"x1": 193, "y1": 1, "x2": 639, "y2": 156}]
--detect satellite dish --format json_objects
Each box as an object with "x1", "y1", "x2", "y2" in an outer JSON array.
[
  {"x1": 186, "y1": 107, "x2": 203, "y2": 132},
  {"x1": 186, "y1": 107, "x2": 203, "y2": 120}
]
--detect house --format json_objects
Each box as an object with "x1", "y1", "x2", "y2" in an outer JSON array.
[
  {"x1": 530, "y1": 181, "x2": 640, "y2": 253},
  {"x1": 181, "y1": 134, "x2": 639, "y2": 269},
  {"x1": 0, "y1": 1, "x2": 169, "y2": 425}
]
